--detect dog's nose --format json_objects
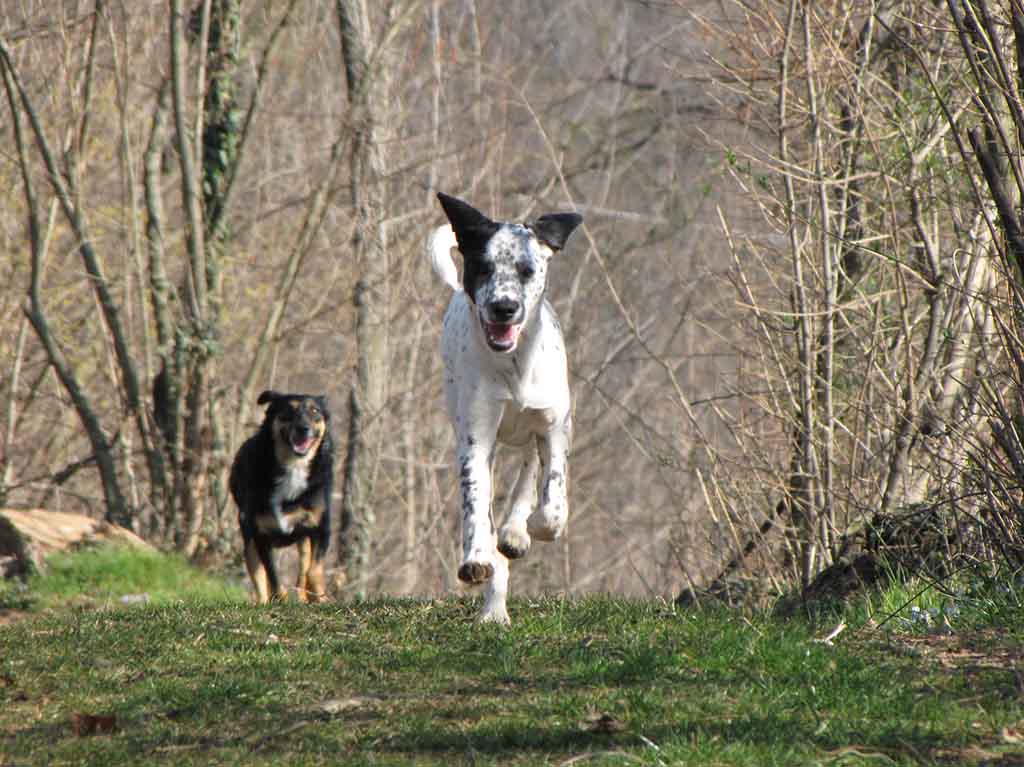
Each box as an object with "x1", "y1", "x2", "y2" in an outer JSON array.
[{"x1": 489, "y1": 298, "x2": 520, "y2": 322}]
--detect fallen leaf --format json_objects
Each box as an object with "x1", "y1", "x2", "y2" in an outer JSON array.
[
  {"x1": 317, "y1": 698, "x2": 366, "y2": 715},
  {"x1": 934, "y1": 746, "x2": 999, "y2": 762},
  {"x1": 248, "y1": 719, "x2": 311, "y2": 750},
  {"x1": 70, "y1": 712, "x2": 117, "y2": 736},
  {"x1": 1002, "y1": 724, "x2": 1024, "y2": 744},
  {"x1": 583, "y1": 712, "x2": 625, "y2": 734}
]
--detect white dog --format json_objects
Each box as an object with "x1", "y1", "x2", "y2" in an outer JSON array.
[{"x1": 429, "y1": 192, "x2": 583, "y2": 624}]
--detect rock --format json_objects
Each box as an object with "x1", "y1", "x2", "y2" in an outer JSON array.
[
  {"x1": 783, "y1": 504, "x2": 974, "y2": 614},
  {"x1": 0, "y1": 508, "x2": 153, "y2": 578}
]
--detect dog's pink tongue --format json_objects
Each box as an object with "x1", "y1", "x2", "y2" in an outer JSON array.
[
  {"x1": 489, "y1": 323, "x2": 520, "y2": 343},
  {"x1": 293, "y1": 436, "x2": 314, "y2": 454}
]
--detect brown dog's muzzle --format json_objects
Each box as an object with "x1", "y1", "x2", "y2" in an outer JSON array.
[{"x1": 287, "y1": 422, "x2": 320, "y2": 456}]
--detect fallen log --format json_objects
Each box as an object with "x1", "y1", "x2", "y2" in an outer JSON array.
[{"x1": 0, "y1": 508, "x2": 153, "y2": 578}]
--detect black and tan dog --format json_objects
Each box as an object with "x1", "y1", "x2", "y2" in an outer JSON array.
[{"x1": 229, "y1": 390, "x2": 333, "y2": 603}]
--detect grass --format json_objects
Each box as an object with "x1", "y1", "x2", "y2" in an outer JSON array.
[
  {"x1": 2, "y1": 548, "x2": 1024, "y2": 765},
  {"x1": 3, "y1": 545, "x2": 245, "y2": 610}
]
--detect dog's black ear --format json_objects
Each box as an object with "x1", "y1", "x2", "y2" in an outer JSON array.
[
  {"x1": 257, "y1": 390, "x2": 281, "y2": 406},
  {"x1": 530, "y1": 213, "x2": 583, "y2": 252},
  {"x1": 437, "y1": 192, "x2": 499, "y2": 258}
]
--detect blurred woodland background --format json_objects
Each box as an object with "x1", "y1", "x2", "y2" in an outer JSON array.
[{"x1": 3, "y1": 0, "x2": 1024, "y2": 606}]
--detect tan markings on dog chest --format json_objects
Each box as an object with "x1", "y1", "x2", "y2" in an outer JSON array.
[
  {"x1": 254, "y1": 503, "x2": 324, "y2": 535},
  {"x1": 248, "y1": 462, "x2": 315, "y2": 536},
  {"x1": 251, "y1": 463, "x2": 319, "y2": 535}
]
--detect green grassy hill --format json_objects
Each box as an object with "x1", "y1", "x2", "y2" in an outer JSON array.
[{"x1": 1, "y1": 547, "x2": 1023, "y2": 766}]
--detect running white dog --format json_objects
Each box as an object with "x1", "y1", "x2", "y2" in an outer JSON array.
[{"x1": 429, "y1": 192, "x2": 583, "y2": 624}]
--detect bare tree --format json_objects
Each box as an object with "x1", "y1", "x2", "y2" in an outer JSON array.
[
  {"x1": 1, "y1": 7, "x2": 140, "y2": 528},
  {"x1": 1, "y1": 1, "x2": 301, "y2": 554},
  {"x1": 335, "y1": 0, "x2": 398, "y2": 596},
  {"x1": 682, "y1": 0, "x2": 1024, "y2": 602}
]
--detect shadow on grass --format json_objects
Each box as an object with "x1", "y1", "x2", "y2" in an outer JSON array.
[{"x1": 359, "y1": 709, "x2": 941, "y2": 763}]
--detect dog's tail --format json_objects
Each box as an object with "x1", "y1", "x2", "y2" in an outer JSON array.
[{"x1": 429, "y1": 224, "x2": 461, "y2": 292}]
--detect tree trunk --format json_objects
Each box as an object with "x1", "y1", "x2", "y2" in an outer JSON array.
[
  {"x1": 193, "y1": 0, "x2": 240, "y2": 556},
  {"x1": 167, "y1": 0, "x2": 240, "y2": 557},
  {"x1": 335, "y1": 0, "x2": 392, "y2": 597}
]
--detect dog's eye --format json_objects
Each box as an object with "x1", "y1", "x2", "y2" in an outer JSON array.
[
  {"x1": 518, "y1": 263, "x2": 535, "y2": 279},
  {"x1": 478, "y1": 263, "x2": 494, "y2": 278}
]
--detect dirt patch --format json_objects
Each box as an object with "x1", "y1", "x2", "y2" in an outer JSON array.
[
  {"x1": 891, "y1": 628, "x2": 1024, "y2": 674},
  {"x1": 0, "y1": 608, "x2": 31, "y2": 627}
]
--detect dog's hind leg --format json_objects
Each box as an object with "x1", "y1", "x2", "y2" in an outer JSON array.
[
  {"x1": 268, "y1": 567, "x2": 287, "y2": 601},
  {"x1": 295, "y1": 537, "x2": 328, "y2": 603},
  {"x1": 253, "y1": 538, "x2": 287, "y2": 601},
  {"x1": 244, "y1": 538, "x2": 273, "y2": 604},
  {"x1": 308, "y1": 522, "x2": 330, "y2": 602},
  {"x1": 498, "y1": 441, "x2": 540, "y2": 560},
  {"x1": 478, "y1": 545, "x2": 510, "y2": 625},
  {"x1": 295, "y1": 537, "x2": 313, "y2": 603},
  {"x1": 305, "y1": 555, "x2": 327, "y2": 603}
]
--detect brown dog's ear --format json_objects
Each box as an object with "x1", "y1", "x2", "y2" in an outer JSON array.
[
  {"x1": 437, "y1": 192, "x2": 500, "y2": 259},
  {"x1": 530, "y1": 212, "x2": 583, "y2": 251},
  {"x1": 257, "y1": 390, "x2": 281, "y2": 406}
]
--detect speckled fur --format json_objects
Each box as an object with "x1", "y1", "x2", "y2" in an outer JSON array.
[{"x1": 430, "y1": 192, "x2": 582, "y2": 625}]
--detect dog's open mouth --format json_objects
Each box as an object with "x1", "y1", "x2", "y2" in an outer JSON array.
[
  {"x1": 482, "y1": 320, "x2": 522, "y2": 352},
  {"x1": 289, "y1": 432, "x2": 317, "y2": 456}
]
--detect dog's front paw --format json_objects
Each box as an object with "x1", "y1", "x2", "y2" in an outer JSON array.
[
  {"x1": 272, "y1": 510, "x2": 294, "y2": 535},
  {"x1": 458, "y1": 560, "x2": 494, "y2": 584},
  {"x1": 528, "y1": 506, "x2": 566, "y2": 541},
  {"x1": 497, "y1": 525, "x2": 531, "y2": 560},
  {"x1": 477, "y1": 603, "x2": 510, "y2": 626},
  {"x1": 297, "y1": 588, "x2": 328, "y2": 604}
]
